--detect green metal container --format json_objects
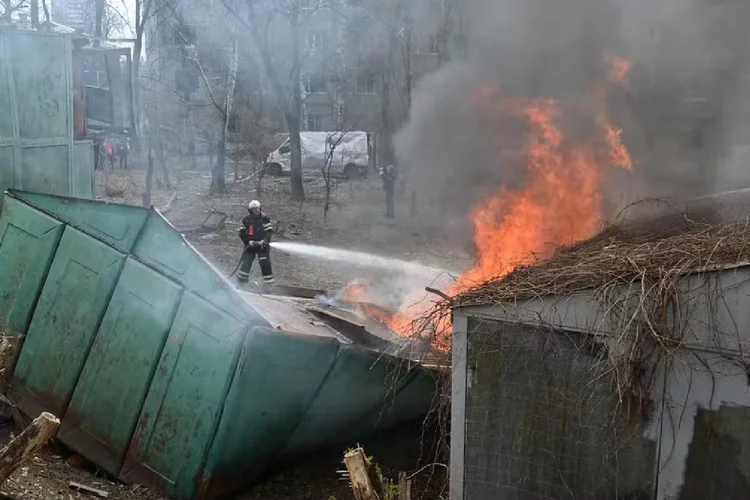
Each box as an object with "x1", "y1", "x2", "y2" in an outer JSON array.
[
  {"x1": 0, "y1": 190, "x2": 435, "y2": 499},
  {"x1": 0, "y1": 31, "x2": 94, "y2": 207}
]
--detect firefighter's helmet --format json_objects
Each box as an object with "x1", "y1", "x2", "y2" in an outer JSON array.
[{"x1": 248, "y1": 200, "x2": 261, "y2": 211}]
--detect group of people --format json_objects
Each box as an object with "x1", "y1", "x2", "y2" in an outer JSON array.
[
  {"x1": 96, "y1": 136, "x2": 131, "y2": 171},
  {"x1": 235, "y1": 163, "x2": 399, "y2": 285}
]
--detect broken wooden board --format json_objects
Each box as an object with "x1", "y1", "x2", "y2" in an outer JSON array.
[{"x1": 69, "y1": 481, "x2": 109, "y2": 498}]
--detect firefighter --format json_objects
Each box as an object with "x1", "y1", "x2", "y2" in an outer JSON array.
[
  {"x1": 237, "y1": 200, "x2": 274, "y2": 284},
  {"x1": 380, "y1": 164, "x2": 397, "y2": 218}
]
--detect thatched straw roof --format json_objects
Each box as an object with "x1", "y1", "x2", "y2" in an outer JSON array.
[{"x1": 454, "y1": 189, "x2": 750, "y2": 308}]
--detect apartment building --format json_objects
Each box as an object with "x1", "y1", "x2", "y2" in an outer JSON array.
[{"x1": 52, "y1": 0, "x2": 90, "y2": 32}]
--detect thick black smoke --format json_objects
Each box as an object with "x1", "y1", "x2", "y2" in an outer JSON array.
[{"x1": 395, "y1": 0, "x2": 750, "y2": 222}]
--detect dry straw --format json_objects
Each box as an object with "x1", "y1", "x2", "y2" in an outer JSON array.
[{"x1": 408, "y1": 197, "x2": 750, "y2": 408}]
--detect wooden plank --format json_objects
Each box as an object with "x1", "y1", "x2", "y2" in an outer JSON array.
[{"x1": 69, "y1": 481, "x2": 109, "y2": 498}]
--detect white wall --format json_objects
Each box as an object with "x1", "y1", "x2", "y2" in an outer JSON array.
[{"x1": 452, "y1": 265, "x2": 750, "y2": 500}]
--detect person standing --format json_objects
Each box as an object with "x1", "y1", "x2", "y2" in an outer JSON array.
[
  {"x1": 380, "y1": 164, "x2": 397, "y2": 218},
  {"x1": 237, "y1": 200, "x2": 275, "y2": 284}
]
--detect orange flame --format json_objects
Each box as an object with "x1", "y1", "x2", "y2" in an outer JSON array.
[
  {"x1": 452, "y1": 96, "x2": 612, "y2": 293},
  {"x1": 340, "y1": 281, "x2": 414, "y2": 337},
  {"x1": 605, "y1": 54, "x2": 632, "y2": 88},
  {"x1": 341, "y1": 57, "x2": 633, "y2": 352},
  {"x1": 453, "y1": 56, "x2": 633, "y2": 293}
]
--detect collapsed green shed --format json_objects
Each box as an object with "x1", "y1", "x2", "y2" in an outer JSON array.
[{"x1": 0, "y1": 189, "x2": 436, "y2": 499}]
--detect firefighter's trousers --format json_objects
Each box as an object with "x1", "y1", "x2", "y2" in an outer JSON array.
[
  {"x1": 237, "y1": 247, "x2": 274, "y2": 283},
  {"x1": 385, "y1": 186, "x2": 395, "y2": 218}
]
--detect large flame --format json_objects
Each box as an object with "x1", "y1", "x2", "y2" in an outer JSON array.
[
  {"x1": 341, "y1": 56, "x2": 633, "y2": 350},
  {"x1": 340, "y1": 280, "x2": 414, "y2": 335},
  {"x1": 454, "y1": 55, "x2": 632, "y2": 292}
]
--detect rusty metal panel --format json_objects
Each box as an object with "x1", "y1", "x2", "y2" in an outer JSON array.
[
  {"x1": 7, "y1": 32, "x2": 69, "y2": 141},
  {"x1": 198, "y1": 327, "x2": 340, "y2": 496},
  {"x1": 0, "y1": 31, "x2": 94, "y2": 204},
  {"x1": 8, "y1": 226, "x2": 126, "y2": 418},
  {"x1": 120, "y1": 291, "x2": 247, "y2": 499},
  {"x1": 0, "y1": 34, "x2": 13, "y2": 142},
  {"x1": 71, "y1": 140, "x2": 94, "y2": 199},
  {"x1": 11, "y1": 190, "x2": 147, "y2": 253},
  {"x1": 133, "y1": 212, "x2": 262, "y2": 323},
  {"x1": 58, "y1": 258, "x2": 183, "y2": 476},
  {"x1": 0, "y1": 146, "x2": 14, "y2": 203},
  {"x1": 280, "y1": 347, "x2": 416, "y2": 455},
  {"x1": 0, "y1": 196, "x2": 64, "y2": 336},
  {"x1": 20, "y1": 146, "x2": 70, "y2": 196},
  {"x1": 353, "y1": 368, "x2": 436, "y2": 433}
]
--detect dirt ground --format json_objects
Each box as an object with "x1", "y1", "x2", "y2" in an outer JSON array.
[{"x1": 0, "y1": 163, "x2": 457, "y2": 499}]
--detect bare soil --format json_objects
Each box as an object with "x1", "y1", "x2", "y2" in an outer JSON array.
[{"x1": 0, "y1": 163, "x2": 457, "y2": 499}]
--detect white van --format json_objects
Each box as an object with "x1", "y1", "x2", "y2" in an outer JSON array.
[{"x1": 266, "y1": 131, "x2": 369, "y2": 179}]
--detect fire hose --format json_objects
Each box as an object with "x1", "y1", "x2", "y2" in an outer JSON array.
[{"x1": 228, "y1": 241, "x2": 271, "y2": 278}]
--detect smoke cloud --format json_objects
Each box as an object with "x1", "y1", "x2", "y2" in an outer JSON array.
[{"x1": 395, "y1": 0, "x2": 750, "y2": 222}]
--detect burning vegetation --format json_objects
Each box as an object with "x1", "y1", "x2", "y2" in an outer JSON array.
[{"x1": 343, "y1": 55, "x2": 634, "y2": 350}]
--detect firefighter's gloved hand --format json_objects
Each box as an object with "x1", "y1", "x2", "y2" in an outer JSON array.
[{"x1": 260, "y1": 240, "x2": 269, "y2": 249}]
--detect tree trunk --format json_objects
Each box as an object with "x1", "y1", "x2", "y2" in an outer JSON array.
[
  {"x1": 0, "y1": 412, "x2": 60, "y2": 486},
  {"x1": 288, "y1": 111, "x2": 304, "y2": 201},
  {"x1": 211, "y1": 134, "x2": 228, "y2": 194},
  {"x1": 94, "y1": 0, "x2": 105, "y2": 47},
  {"x1": 211, "y1": 24, "x2": 238, "y2": 196},
  {"x1": 142, "y1": 146, "x2": 154, "y2": 207},
  {"x1": 380, "y1": 26, "x2": 397, "y2": 166},
  {"x1": 287, "y1": 20, "x2": 305, "y2": 201},
  {"x1": 343, "y1": 448, "x2": 379, "y2": 500},
  {"x1": 132, "y1": 0, "x2": 144, "y2": 155},
  {"x1": 30, "y1": 0, "x2": 38, "y2": 26}
]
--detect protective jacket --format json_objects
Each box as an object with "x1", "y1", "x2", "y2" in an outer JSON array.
[
  {"x1": 239, "y1": 213, "x2": 273, "y2": 246},
  {"x1": 381, "y1": 165, "x2": 397, "y2": 190}
]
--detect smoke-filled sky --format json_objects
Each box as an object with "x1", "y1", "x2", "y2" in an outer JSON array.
[{"x1": 394, "y1": 0, "x2": 750, "y2": 220}]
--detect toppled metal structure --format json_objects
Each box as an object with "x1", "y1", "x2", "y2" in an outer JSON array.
[{"x1": 0, "y1": 189, "x2": 436, "y2": 499}]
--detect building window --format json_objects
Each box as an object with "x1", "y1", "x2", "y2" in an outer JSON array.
[
  {"x1": 82, "y1": 54, "x2": 110, "y2": 90},
  {"x1": 304, "y1": 72, "x2": 328, "y2": 94},
  {"x1": 306, "y1": 30, "x2": 326, "y2": 52},
  {"x1": 356, "y1": 73, "x2": 376, "y2": 94},
  {"x1": 306, "y1": 114, "x2": 323, "y2": 131}
]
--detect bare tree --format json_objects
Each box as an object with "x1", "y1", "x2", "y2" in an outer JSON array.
[
  {"x1": 133, "y1": 0, "x2": 183, "y2": 146},
  {"x1": 219, "y1": 0, "x2": 331, "y2": 201},
  {"x1": 228, "y1": 96, "x2": 275, "y2": 194},
  {"x1": 321, "y1": 131, "x2": 347, "y2": 221},
  {"x1": 0, "y1": 0, "x2": 27, "y2": 22}
]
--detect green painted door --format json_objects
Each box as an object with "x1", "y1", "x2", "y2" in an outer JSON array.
[
  {"x1": 58, "y1": 258, "x2": 183, "y2": 475},
  {"x1": 120, "y1": 291, "x2": 247, "y2": 499},
  {"x1": 202, "y1": 328, "x2": 340, "y2": 489},
  {"x1": 9, "y1": 226, "x2": 126, "y2": 418},
  {"x1": 281, "y1": 348, "x2": 410, "y2": 455},
  {"x1": 0, "y1": 31, "x2": 94, "y2": 202},
  {"x1": 0, "y1": 197, "x2": 64, "y2": 335}
]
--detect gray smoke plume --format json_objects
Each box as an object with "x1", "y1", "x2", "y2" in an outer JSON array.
[{"x1": 395, "y1": 0, "x2": 750, "y2": 223}]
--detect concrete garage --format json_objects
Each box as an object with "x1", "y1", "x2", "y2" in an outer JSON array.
[{"x1": 449, "y1": 208, "x2": 750, "y2": 500}]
